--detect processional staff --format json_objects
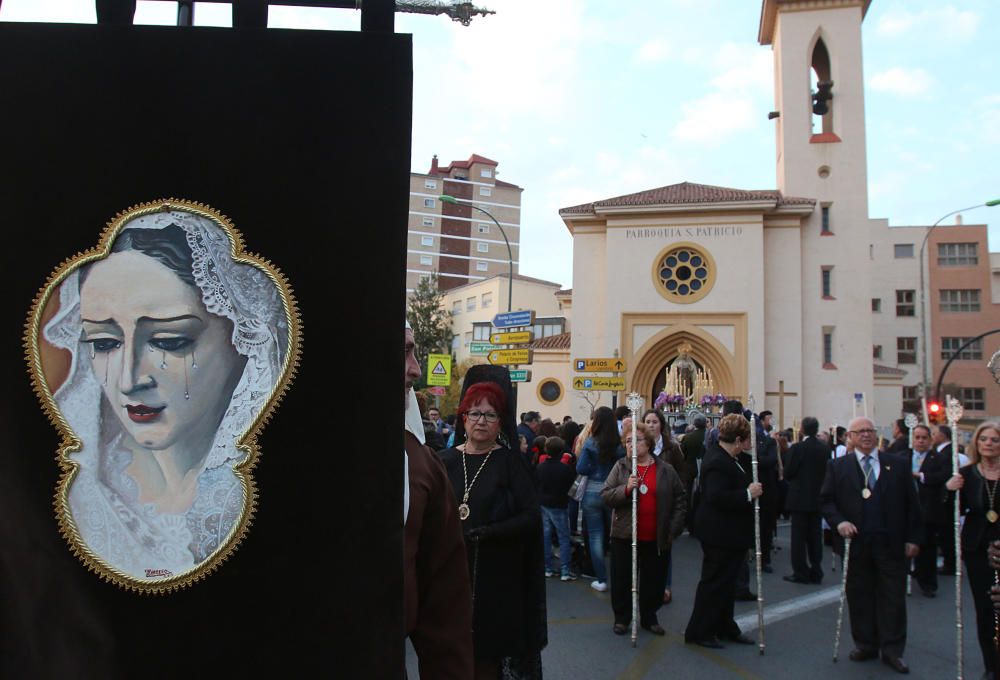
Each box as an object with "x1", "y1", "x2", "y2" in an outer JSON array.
[
  {"x1": 905, "y1": 412, "x2": 920, "y2": 597},
  {"x1": 946, "y1": 395, "x2": 965, "y2": 680},
  {"x1": 748, "y1": 394, "x2": 765, "y2": 654},
  {"x1": 626, "y1": 391, "x2": 644, "y2": 648},
  {"x1": 832, "y1": 537, "x2": 852, "y2": 661}
]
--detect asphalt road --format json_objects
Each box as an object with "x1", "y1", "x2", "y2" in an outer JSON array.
[{"x1": 408, "y1": 521, "x2": 986, "y2": 679}]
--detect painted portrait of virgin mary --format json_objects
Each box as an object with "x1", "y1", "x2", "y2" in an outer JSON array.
[{"x1": 35, "y1": 204, "x2": 296, "y2": 588}]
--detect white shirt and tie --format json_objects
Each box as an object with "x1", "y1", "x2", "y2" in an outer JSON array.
[{"x1": 855, "y1": 449, "x2": 880, "y2": 490}]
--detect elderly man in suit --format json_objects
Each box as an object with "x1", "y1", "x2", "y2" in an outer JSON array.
[
  {"x1": 783, "y1": 416, "x2": 828, "y2": 584},
  {"x1": 820, "y1": 417, "x2": 922, "y2": 675}
]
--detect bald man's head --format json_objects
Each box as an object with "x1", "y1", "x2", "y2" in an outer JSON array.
[{"x1": 847, "y1": 417, "x2": 878, "y2": 454}]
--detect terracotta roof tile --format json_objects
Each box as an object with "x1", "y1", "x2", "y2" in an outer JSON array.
[
  {"x1": 529, "y1": 332, "x2": 571, "y2": 350},
  {"x1": 559, "y1": 181, "x2": 814, "y2": 215}
]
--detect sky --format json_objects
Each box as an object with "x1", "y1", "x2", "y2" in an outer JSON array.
[{"x1": 4, "y1": 0, "x2": 997, "y2": 289}]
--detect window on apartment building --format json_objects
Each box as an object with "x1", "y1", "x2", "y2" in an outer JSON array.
[
  {"x1": 940, "y1": 289, "x2": 981, "y2": 312},
  {"x1": 466, "y1": 296, "x2": 476, "y2": 311},
  {"x1": 895, "y1": 289, "x2": 915, "y2": 316},
  {"x1": 938, "y1": 242, "x2": 978, "y2": 266},
  {"x1": 871, "y1": 298, "x2": 882, "y2": 312},
  {"x1": 893, "y1": 244, "x2": 914, "y2": 259},
  {"x1": 478, "y1": 223, "x2": 490, "y2": 234},
  {"x1": 821, "y1": 205, "x2": 832, "y2": 234},
  {"x1": 902, "y1": 385, "x2": 920, "y2": 401},
  {"x1": 896, "y1": 337, "x2": 917, "y2": 364},
  {"x1": 873, "y1": 345, "x2": 882, "y2": 360},
  {"x1": 422, "y1": 217, "x2": 433, "y2": 227},
  {"x1": 472, "y1": 323, "x2": 492, "y2": 341},
  {"x1": 531, "y1": 317, "x2": 565, "y2": 339},
  {"x1": 477, "y1": 242, "x2": 489, "y2": 253},
  {"x1": 823, "y1": 328, "x2": 834, "y2": 366},
  {"x1": 423, "y1": 198, "x2": 435, "y2": 208},
  {"x1": 479, "y1": 187, "x2": 492, "y2": 197},
  {"x1": 451, "y1": 336, "x2": 461, "y2": 353},
  {"x1": 421, "y1": 235, "x2": 434, "y2": 246},
  {"x1": 424, "y1": 179, "x2": 437, "y2": 189},
  {"x1": 821, "y1": 267, "x2": 833, "y2": 297},
  {"x1": 941, "y1": 337, "x2": 983, "y2": 361},
  {"x1": 419, "y1": 255, "x2": 432, "y2": 266},
  {"x1": 476, "y1": 261, "x2": 489, "y2": 272},
  {"x1": 960, "y1": 387, "x2": 986, "y2": 411},
  {"x1": 481, "y1": 292, "x2": 493, "y2": 307},
  {"x1": 452, "y1": 300, "x2": 462, "y2": 315},
  {"x1": 464, "y1": 331, "x2": 472, "y2": 346},
  {"x1": 481, "y1": 168, "x2": 493, "y2": 178}
]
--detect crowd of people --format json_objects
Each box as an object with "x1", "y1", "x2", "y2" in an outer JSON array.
[{"x1": 404, "y1": 324, "x2": 1000, "y2": 679}]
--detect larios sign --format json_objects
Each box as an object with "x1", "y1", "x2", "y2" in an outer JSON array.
[{"x1": 624, "y1": 226, "x2": 744, "y2": 239}]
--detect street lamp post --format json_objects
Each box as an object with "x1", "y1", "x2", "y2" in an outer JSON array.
[
  {"x1": 918, "y1": 199, "x2": 999, "y2": 415},
  {"x1": 440, "y1": 194, "x2": 514, "y2": 312}
]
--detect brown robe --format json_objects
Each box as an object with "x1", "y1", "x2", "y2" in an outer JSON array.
[{"x1": 404, "y1": 432, "x2": 474, "y2": 680}]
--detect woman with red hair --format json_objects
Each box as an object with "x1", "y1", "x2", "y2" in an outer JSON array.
[{"x1": 439, "y1": 379, "x2": 545, "y2": 679}]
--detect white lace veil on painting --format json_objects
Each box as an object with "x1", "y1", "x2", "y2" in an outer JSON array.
[{"x1": 34, "y1": 201, "x2": 298, "y2": 591}]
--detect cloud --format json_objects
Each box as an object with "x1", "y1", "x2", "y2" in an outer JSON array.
[
  {"x1": 877, "y1": 6, "x2": 979, "y2": 40},
  {"x1": 672, "y1": 92, "x2": 756, "y2": 144},
  {"x1": 669, "y1": 42, "x2": 770, "y2": 146},
  {"x1": 980, "y1": 95, "x2": 1000, "y2": 144},
  {"x1": 633, "y1": 39, "x2": 671, "y2": 64},
  {"x1": 869, "y1": 170, "x2": 908, "y2": 200},
  {"x1": 709, "y1": 44, "x2": 772, "y2": 92},
  {"x1": 868, "y1": 67, "x2": 934, "y2": 96}
]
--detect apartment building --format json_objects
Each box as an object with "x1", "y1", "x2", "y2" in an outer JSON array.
[
  {"x1": 407, "y1": 154, "x2": 523, "y2": 293},
  {"x1": 871, "y1": 218, "x2": 1000, "y2": 423}
]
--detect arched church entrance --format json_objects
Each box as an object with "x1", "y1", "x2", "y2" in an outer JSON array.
[{"x1": 630, "y1": 327, "x2": 741, "y2": 408}]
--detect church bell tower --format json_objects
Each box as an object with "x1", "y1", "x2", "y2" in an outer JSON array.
[{"x1": 759, "y1": 0, "x2": 874, "y2": 423}]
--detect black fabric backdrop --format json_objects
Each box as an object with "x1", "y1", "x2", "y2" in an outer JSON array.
[{"x1": 0, "y1": 22, "x2": 410, "y2": 678}]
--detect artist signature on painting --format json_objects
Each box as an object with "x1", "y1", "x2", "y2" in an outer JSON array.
[{"x1": 145, "y1": 568, "x2": 174, "y2": 578}]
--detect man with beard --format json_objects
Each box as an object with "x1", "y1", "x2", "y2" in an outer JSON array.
[{"x1": 404, "y1": 322, "x2": 473, "y2": 678}]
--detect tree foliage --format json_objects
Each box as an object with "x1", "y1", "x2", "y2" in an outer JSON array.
[{"x1": 407, "y1": 273, "x2": 454, "y2": 390}]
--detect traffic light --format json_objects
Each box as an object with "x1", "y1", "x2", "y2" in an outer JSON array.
[{"x1": 927, "y1": 401, "x2": 943, "y2": 424}]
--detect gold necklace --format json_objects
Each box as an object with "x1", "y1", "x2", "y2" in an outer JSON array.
[
  {"x1": 985, "y1": 475, "x2": 999, "y2": 524},
  {"x1": 637, "y1": 458, "x2": 653, "y2": 495},
  {"x1": 459, "y1": 448, "x2": 493, "y2": 521}
]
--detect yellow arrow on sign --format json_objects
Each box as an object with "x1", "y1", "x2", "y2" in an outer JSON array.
[
  {"x1": 572, "y1": 376, "x2": 626, "y2": 391},
  {"x1": 490, "y1": 331, "x2": 534, "y2": 345},
  {"x1": 574, "y1": 357, "x2": 627, "y2": 372},
  {"x1": 487, "y1": 348, "x2": 533, "y2": 365}
]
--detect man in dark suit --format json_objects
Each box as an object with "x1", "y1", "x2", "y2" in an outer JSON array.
[
  {"x1": 933, "y1": 424, "x2": 958, "y2": 575},
  {"x1": 885, "y1": 419, "x2": 911, "y2": 455},
  {"x1": 908, "y1": 424, "x2": 950, "y2": 597},
  {"x1": 756, "y1": 420, "x2": 779, "y2": 573},
  {"x1": 783, "y1": 416, "x2": 828, "y2": 584},
  {"x1": 820, "y1": 417, "x2": 922, "y2": 675}
]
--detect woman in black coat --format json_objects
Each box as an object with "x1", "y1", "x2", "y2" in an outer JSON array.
[
  {"x1": 945, "y1": 420, "x2": 1000, "y2": 679},
  {"x1": 684, "y1": 414, "x2": 763, "y2": 649}
]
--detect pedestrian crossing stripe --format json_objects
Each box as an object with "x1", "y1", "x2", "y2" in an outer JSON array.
[{"x1": 431, "y1": 361, "x2": 447, "y2": 375}]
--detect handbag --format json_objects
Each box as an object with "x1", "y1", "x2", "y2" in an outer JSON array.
[{"x1": 568, "y1": 474, "x2": 588, "y2": 502}]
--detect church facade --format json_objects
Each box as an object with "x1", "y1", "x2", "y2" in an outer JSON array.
[
  {"x1": 555, "y1": 0, "x2": 903, "y2": 428},
  {"x1": 495, "y1": 0, "x2": 997, "y2": 429}
]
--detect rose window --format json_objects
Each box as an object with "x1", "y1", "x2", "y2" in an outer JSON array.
[{"x1": 653, "y1": 243, "x2": 715, "y2": 303}]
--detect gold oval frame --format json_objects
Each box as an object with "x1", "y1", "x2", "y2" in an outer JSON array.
[
  {"x1": 536, "y1": 376, "x2": 564, "y2": 407},
  {"x1": 651, "y1": 241, "x2": 717, "y2": 304},
  {"x1": 23, "y1": 199, "x2": 302, "y2": 594}
]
